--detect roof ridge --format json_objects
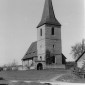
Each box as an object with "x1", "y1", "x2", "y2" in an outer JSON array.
[{"x1": 75, "y1": 51, "x2": 85, "y2": 62}]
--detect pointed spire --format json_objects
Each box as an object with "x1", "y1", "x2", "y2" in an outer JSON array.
[{"x1": 37, "y1": 0, "x2": 61, "y2": 28}]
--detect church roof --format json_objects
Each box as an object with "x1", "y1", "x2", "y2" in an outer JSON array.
[
  {"x1": 22, "y1": 41, "x2": 37, "y2": 60},
  {"x1": 22, "y1": 41, "x2": 66, "y2": 60},
  {"x1": 37, "y1": 0, "x2": 61, "y2": 28}
]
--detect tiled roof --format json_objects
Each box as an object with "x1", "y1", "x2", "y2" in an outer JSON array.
[
  {"x1": 75, "y1": 51, "x2": 85, "y2": 62},
  {"x1": 22, "y1": 41, "x2": 37, "y2": 60},
  {"x1": 37, "y1": 0, "x2": 61, "y2": 28},
  {"x1": 22, "y1": 41, "x2": 67, "y2": 60}
]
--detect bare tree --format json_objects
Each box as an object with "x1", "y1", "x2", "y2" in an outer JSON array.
[{"x1": 71, "y1": 39, "x2": 85, "y2": 60}]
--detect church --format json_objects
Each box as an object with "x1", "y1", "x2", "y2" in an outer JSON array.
[{"x1": 22, "y1": 0, "x2": 66, "y2": 70}]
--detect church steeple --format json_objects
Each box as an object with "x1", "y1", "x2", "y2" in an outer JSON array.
[{"x1": 37, "y1": 0, "x2": 61, "y2": 28}]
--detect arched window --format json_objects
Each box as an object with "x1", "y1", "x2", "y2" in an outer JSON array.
[
  {"x1": 40, "y1": 29, "x2": 42, "y2": 36},
  {"x1": 51, "y1": 27, "x2": 54, "y2": 35}
]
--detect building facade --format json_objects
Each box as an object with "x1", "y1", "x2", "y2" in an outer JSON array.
[
  {"x1": 76, "y1": 51, "x2": 85, "y2": 69},
  {"x1": 22, "y1": 0, "x2": 66, "y2": 70}
]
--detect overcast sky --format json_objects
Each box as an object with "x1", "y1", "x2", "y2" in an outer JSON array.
[{"x1": 0, "y1": 0, "x2": 84, "y2": 66}]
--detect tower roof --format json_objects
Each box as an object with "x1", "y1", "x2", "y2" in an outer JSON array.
[{"x1": 37, "y1": 0, "x2": 61, "y2": 28}]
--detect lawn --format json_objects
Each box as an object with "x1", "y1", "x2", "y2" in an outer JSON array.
[
  {"x1": 0, "y1": 69, "x2": 85, "y2": 84},
  {"x1": 0, "y1": 69, "x2": 67, "y2": 81}
]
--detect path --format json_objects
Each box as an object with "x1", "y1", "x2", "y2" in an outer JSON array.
[
  {"x1": 49, "y1": 74, "x2": 65, "y2": 82},
  {"x1": 10, "y1": 80, "x2": 84, "y2": 85}
]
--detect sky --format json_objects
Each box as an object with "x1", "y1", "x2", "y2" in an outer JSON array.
[{"x1": 0, "y1": 0, "x2": 84, "y2": 66}]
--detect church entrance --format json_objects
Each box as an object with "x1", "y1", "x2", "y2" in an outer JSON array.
[
  {"x1": 37, "y1": 63, "x2": 43, "y2": 70},
  {"x1": 52, "y1": 56, "x2": 55, "y2": 63}
]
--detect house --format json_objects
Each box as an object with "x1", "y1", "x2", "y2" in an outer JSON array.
[
  {"x1": 11, "y1": 65, "x2": 23, "y2": 71},
  {"x1": 75, "y1": 51, "x2": 85, "y2": 69},
  {"x1": 22, "y1": 0, "x2": 66, "y2": 70},
  {"x1": 3, "y1": 65, "x2": 23, "y2": 71},
  {"x1": 3, "y1": 66, "x2": 11, "y2": 71},
  {"x1": 73, "y1": 51, "x2": 85, "y2": 78},
  {"x1": 11, "y1": 66, "x2": 17, "y2": 70},
  {"x1": 17, "y1": 65, "x2": 23, "y2": 70}
]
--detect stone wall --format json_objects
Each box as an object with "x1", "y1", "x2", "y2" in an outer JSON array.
[
  {"x1": 37, "y1": 24, "x2": 62, "y2": 67},
  {"x1": 46, "y1": 64, "x2": 65, "y2": 69},
  {"x1": 55, "y1": 54, "x2": 62, "y2": 64},
  {"x1": 45, "y1": 25, "x2": 61, "y2": 40},
  {"x1": 46, "y1": 39, "x2": 62, "y2": 55}
]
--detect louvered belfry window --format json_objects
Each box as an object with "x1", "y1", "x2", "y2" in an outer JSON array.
[
  {"x1": 40, "y1": 29, "x2": 42, "y2": 36},
  {"x1": 51, "y1": 27, "x2": 54, "y2": 35}
]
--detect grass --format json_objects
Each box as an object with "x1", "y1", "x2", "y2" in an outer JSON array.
[
  {"x1": 0, "y1": 69, "x2": 85, "y2": 84},
  {"x1": 0, "y1": 69, "x2": 67, "y2": 81},
  {"x1": 56, "y1": 73, "x2": 85, "y2": 83}
]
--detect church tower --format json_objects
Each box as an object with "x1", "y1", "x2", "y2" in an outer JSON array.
[{"x1": 36, "y1": 0, "x2": 62, "y2": 69}]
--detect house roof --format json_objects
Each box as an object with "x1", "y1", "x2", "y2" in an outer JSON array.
[
  {"x1": 22, "y1": 41, "x2": 66, "y2": 60},
  {"x1": 22, "y1": 41, "x2": 37, "y2": 60},
  {"x1": 75, "y1": 51, "x2": 85, "y2": 62},
  {"x1": 37, "y1": 0, "x2": 61, "y2": 28}
]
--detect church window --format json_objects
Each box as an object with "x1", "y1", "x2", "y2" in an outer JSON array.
[
  {"x1": 40, "y1": 29, "x2": 42, "y2": 36},
  {"x1": 53, "y1": 45, "x2": 54, "y2": 48},
  {"x1": 40, "y1": 56, "x2": 42, "y2": 60},
  {"x1": 51, "y1": 27, "x2": 54, "y2": 35}
]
